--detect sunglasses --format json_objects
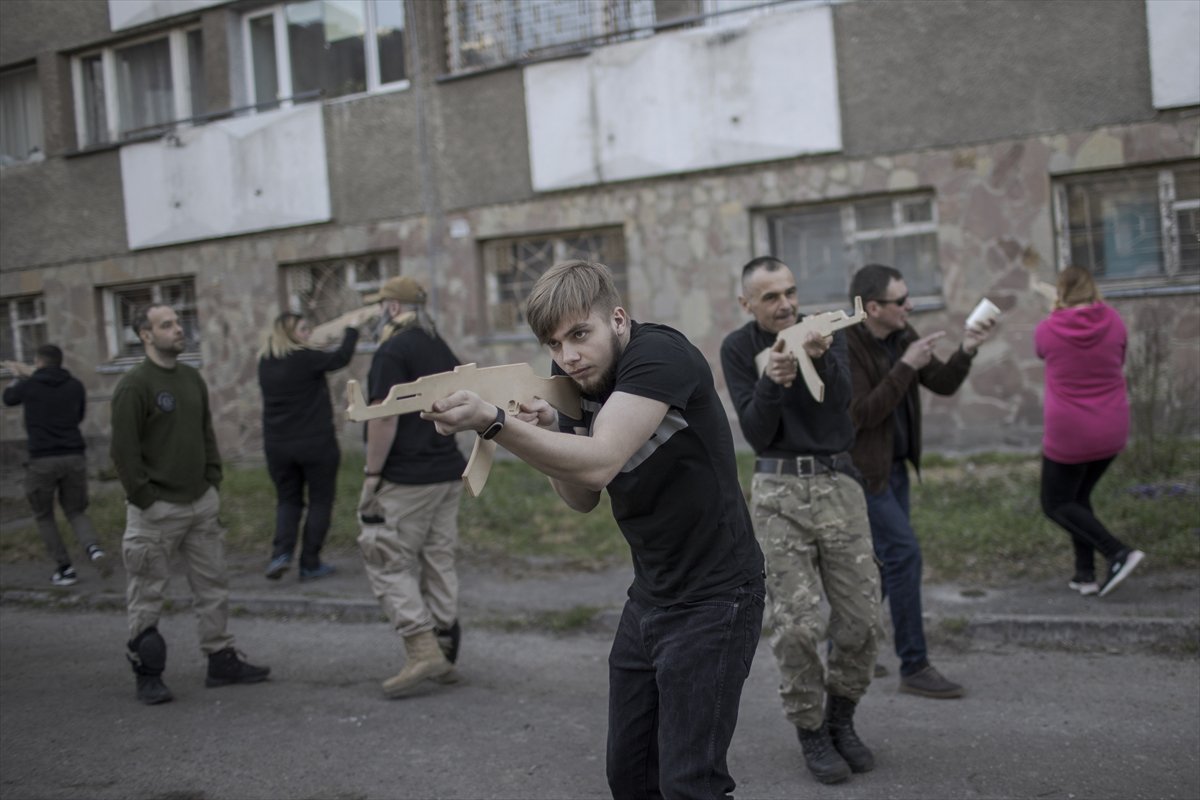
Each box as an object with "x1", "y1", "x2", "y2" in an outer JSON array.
[{"x1": 872, "y1": 294, "x2": 909, "y2": 307}]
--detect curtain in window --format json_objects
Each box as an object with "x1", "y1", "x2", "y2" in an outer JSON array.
[
  {"x1": 116, "y1": 38, "x2": 174, "y2": 138},
  {"x1": 0, "y1": 67, "x2": 43, "y2": 161}
]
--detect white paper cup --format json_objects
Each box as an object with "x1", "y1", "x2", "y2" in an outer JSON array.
[{"x1": 966, "y1": 298, "x2": 1000, "y2": 329}]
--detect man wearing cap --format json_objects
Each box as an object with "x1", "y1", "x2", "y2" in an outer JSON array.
[{"x1": 358, "y1": 275, "x2": 467, "y2": 697}]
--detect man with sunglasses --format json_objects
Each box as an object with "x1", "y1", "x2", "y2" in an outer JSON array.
[{"x1": 845, "y1": 264, "x2": 994, "y2": 700}]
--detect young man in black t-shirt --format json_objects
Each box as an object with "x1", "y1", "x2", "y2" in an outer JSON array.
[{"x1": 423, "y1": 260, "x2": 765, "y2": 798}]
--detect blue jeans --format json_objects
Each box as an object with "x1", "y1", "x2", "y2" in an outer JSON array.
[
  {"x1": 864, "y1": 460, "x2": 927, "y2": 677},
  {"x1": 607, "y1": 578, "x2": 764, "y2": 800}
]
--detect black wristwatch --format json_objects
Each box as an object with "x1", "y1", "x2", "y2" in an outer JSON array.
[{"x1": 480, "y1": 405, "x2": 505, "y2": 440}]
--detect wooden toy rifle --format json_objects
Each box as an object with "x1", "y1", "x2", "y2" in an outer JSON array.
[
  {"x1": 753, "y1": 296, "x2": 865, "y2": 402},
  {"x1": 345, "y1": 363, "x2": 581, "y2": 497}
]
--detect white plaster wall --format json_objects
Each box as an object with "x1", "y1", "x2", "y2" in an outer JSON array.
[
  {"x1": 108, "y1": 0, "x2": 225, "y2": 32},
  {"x1": 120, "y1": 104, "x2": 332, "y2": 250},
  {"x1": 524, "y1": 3, "x2": 841, "y2": 191},
  {"x1": 1145, "y1": 0, "x2": 1200, "y2": 109}
]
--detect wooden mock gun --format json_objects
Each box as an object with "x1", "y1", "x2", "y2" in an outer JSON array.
[
  {"x1": 752, "y1": 296, "x2": 866, "y2": 402},
  {"x1": 345, "y1": 363, "x2": 581, "y2": 497}
]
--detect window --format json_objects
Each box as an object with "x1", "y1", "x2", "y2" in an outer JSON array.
[
  {"x1": 102, "y1": 278, "x2": 199, "y2": 362},
  {"x1": 283, "y1": 251, "x2": 398, "y2": 326},
  {"x1": 758, "y1": 193, "x2": 941, "y2": 308},
  {"x1": 0, "y1": 66, "x2": 43, "y2": 164},
  {"x1": 243, "y1": 1, "x2": 407, "y2": 110},
  {"x1": 1053, "y1": 162, "x2": 1199, "y2": 290},
  {"x1": 480, "y1": 228, "x2": 627, "y2": 337},
  {"x1": 73, "y1": 28, "x2": 205, "y2": 147},
  {"x1": 0, "y1": 296, "x2": 48, "y2": 369},
  {"x1": 445, "y1": 0, "x2": 813, "y2": 74}
]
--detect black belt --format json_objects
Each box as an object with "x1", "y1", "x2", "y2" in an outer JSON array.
[{"x1": 754, "y1": 453, "x2": 854, "y2": 477}]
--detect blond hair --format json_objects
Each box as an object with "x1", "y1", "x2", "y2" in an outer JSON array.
[
  {"x1": 525, "y1": 260, "x2": 622, "y2": 343},
  {"x1": 1055, "y1": 266, "x2": 1103, "y2": 310},
  {"x1": 258, "y1": 312, "x2": 309, "y2": 359}
]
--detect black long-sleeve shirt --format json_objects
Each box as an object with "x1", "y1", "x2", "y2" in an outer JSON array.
[
  {"x1": 258, "y1": 328, "x2": 359, "y2": 445},
  {"x1": 719, "y1": 319, "x2": 856, "y2": 457}
]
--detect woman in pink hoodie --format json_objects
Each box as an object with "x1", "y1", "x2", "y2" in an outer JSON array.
[{"x1": 1036, "y1": 266, "x2": 1144, "y2": 598}]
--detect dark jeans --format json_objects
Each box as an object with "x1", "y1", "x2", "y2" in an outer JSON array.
[
  {"x1": 265, "y1": 438, "x2": 340, "y2": 569},
  {"x1": 24, "y1": 453, "x2": 99, "y2": 568},
  {"x1": 606, "y1": 578, "x2": 764, "y2": 800},
  {"x1": 864, "y1": 460, "x2": 927, "y2": 677},
  {"x1": 1040, "y1": 455, "x2": 1125, "y2": 579}
]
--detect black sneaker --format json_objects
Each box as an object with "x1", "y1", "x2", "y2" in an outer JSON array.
[
  {"x1": 205, "y1": 648, "x2": 270, "y2": 687},
  {"x1": 87, "y1": 544, "x2": 113, "y2": 577},
  {"x1": 1099, "y1": 550, "x2": 1145, "y2": 598},
  {"x1": 51, "y1": 566, "x2": 77, "y2": 587},
  {"x1": 264, "y1": 554, "x2": 291, "y2": 580},
  {"x1": 899, "y1": 664, "x2": 964, "y2": 699}
]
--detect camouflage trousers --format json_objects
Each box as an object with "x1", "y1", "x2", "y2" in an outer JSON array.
[{"x1": 751, "y1": 470, "x2": 880, "y2": 730}]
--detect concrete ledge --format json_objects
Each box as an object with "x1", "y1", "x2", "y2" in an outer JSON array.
[{"x1": 934, "y1": 612, "x2": 1200, "y2": 652}]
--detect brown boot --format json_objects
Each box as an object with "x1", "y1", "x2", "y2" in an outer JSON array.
[{"x1": 382, "y1": 630, "x2": 452, "y2": 698}]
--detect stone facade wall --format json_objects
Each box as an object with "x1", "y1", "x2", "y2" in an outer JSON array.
[{"x1": 2, "y1": 117, "x2": 1197, "y2": 468}]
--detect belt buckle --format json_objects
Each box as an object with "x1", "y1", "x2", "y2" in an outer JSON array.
[{"x1": 796, "y1": 456, "x2": 816, "y2": 476}]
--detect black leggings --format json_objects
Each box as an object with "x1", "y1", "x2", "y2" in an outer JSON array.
[
  {"x1": 1039, "y1": 455, "x2": 1127, "y2": 579},
  {"x1": 265, "y1": 438, "x2": 341, "y2": 569}
]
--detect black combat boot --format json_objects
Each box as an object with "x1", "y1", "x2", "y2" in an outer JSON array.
[
  {"x1": 205, "y1": 648, "x2": 270, "y2": 687},
  {"x1": 435, "y1": 620, "x2": 461, "y2": 664},
  {"x1": 796, "y1": 723, "x2": 851, "y2": 784},
  {"x1": 825, "y1": 694, "x2": 875, "y2": 773},
  {"x1": 127, "y1": 627, "x2": 173, "y2": 705}
]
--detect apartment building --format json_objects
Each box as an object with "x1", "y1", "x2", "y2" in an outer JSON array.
[{"x1": 1, "y1": 0, "x2": 1197, "y2": 467}]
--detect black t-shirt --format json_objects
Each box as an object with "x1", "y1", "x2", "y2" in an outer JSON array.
[
  {"x1": 557, "y1": 321, "x2": 764, "y2": 606},
  {"x1": 367, "y1": 326, "x2": 467, "y2": 485}
]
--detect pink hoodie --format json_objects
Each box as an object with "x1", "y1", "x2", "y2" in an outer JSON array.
[{"x1": 1035, "y1": 302, "x2": 1129, "y2": 464}]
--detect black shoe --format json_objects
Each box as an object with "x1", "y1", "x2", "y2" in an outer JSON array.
[
  {"x1": 51, "y1": 565, "x2": 78, "y2": 587},
  {"x1": 265, "y1": 554, "x2": 291, "y2": 580},
  {"x1": 136, "y1": 674, "x2": 174, "y2": 705},
  {"x1": 1099, "y1": 549, "x2": 1144, "y2": 598},
  {"x1": 900, "y1": 664, "x2": 964, "y2": 699},
  {"x1": 87, "y1": 545, "x2": 113, "y2": 578},
  {"x1": 435, "y1": 620, "x2": 462, "y2": 665},
  {"x1": 825, "y1": 695, "x2": 875, "y2": 773},
  {"x1": 796, "y1": 723, "x2": 851, "y2": 784},
  {"x1": 205, "y1": 648, "x2": 270, "y2": 687},
  {"x1": 298, "y1": 563, "x2": 336, "y2": 581}
]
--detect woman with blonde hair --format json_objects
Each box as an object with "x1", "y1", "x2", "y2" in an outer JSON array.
[
  {"x1": 1036, "y1": 266, "x2": 1144, "y2": 597},
  {"x1": 257, "y1": 312, "x2": 359, "y2": 581}
]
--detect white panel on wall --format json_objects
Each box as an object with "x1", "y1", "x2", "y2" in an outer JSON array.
[
  {"x1": 120, "y1": 104, "x2": 332, "y2": 250},
  {"x1": 1145, "y1": 0, "x2": 1200, "y2": 109},
  {"x1": 524, "y1": 4, "x2": 842, "y2": 191},
  {"x1": 109, "y1": 0, "x2": 225, "y2": 32}
]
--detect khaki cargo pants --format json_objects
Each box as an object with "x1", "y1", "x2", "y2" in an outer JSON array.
[
  {"x1": 751, "y1": 471, "x2": 880, "y2": 730},
  {"x1": 122, "y1": 486, "x2": 234, "y2": 654},
  {"x1": 357, "y1": 480, "x2": 461, "y2": 639}
]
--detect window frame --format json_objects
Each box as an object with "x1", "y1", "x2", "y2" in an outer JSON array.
[
  {"x1": 1052, "y1": 162, "x2": 1200, "y2": 297},
  {"x1": 281, "y1": 251, "x2": 399, "y2": 350},
  {"x1": 477, "y1": 226, "x2": 629, "y2": 342},
  {"x1": 0, "y1": 64, "x2": 45, "y2": 163},
  {"x1": 0, "y1": 294, "x2": 48, "y2": 376},
  {"x1": 97, "y1": 277, "x2": 201, "y2": 372},
  {"x1": 241, "y1": 0, "x2": 409, "y2": 112},
  {"x1": 71, "y1": 26, "x2": 203, "y2": 148},
  {"x1": 754, "y1": 192, "x2": 943, "y2": 312}
]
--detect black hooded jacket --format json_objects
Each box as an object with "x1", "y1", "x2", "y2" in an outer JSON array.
[{"x1": 3, "y1": 366, "x2": 87, "y2": 457}]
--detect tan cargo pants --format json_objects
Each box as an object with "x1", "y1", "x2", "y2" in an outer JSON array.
[
  {"x1": 122, "y1": 486, "x2": 234, "y2": 654},
  {"x1": 357, "y1": 479, "x2": 461, "y2": 638},
  {"x1": 751, "y1": 470, "x2": 880, "y2": 730}
]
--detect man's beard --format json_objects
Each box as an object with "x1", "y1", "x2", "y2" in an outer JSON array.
[{"x1": 579, "y1": 329, "x2": 621, "y2": 398}]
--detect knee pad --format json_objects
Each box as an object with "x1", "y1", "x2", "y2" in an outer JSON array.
[{"x1": 127, "y1": 626, "x2": 167, "y2": 675}]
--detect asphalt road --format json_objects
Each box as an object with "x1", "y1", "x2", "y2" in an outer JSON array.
[{"x1": 1, "y1": 607, "x2": 1198, "y2": 800}]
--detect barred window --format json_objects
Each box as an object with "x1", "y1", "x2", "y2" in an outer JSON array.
[
  {"x1": 0, "y1": 295, "x2": 48, "y2": 371},
  {"x1": 282, "y1": 251, "x2": 398, "y2": 324},
  {"x1": 480, "y1": 228, "x2": 627, "y2": 337},
  {"x1": 1053, "y1": 162, "x2": 1199, "y2": 292},
  {"x1": 757, "y1": 193, "x2": 941, "y2": 309},
  {"x1": 101, "y1": 278, "x2": 199, "y2": 362}
]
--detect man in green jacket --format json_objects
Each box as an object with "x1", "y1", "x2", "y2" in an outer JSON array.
[{"x1": 111, "y1": 304, "x2": 269, "y2": 705}]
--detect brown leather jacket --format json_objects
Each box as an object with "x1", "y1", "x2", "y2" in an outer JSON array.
[{"x1": 846, "y1": 323, "x2": 975, "y2": 494}]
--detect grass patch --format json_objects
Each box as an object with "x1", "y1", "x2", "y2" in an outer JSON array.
[{"x1": 3, "y1": 444, "x2": 1196, "y2": 587}]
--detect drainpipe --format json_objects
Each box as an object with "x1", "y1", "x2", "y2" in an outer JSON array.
[{"x1": 408, "y1": 0, "x2": 443, "y2": 315}]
